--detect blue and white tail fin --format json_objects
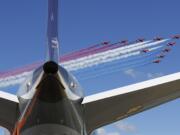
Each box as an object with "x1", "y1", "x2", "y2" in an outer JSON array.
[{"x1": 46, "y1": 0, "x2": 59, "y2": 63}]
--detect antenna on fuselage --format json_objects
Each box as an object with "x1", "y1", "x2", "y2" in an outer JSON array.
[{"x1": 46, "y1": 0, "x2": 59, "y2": 63}]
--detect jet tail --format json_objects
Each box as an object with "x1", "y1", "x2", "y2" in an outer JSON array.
[{"x1": 46, "y1": 0, "x2": 59, "y2": 63}]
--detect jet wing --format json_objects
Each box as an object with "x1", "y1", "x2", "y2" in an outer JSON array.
[
  {"x1": 82, "y1": 72, "x2": 180, "y2": 134},
  {"x1": 0, "y1": 91, "x2": 19, "y2": 132}
]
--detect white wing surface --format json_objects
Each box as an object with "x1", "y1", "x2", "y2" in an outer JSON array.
[
  {"x1": 82, "y1": 72, "x2": 180, "y2": 134},
  {"x1": 0, "y1": 91, "x2": 19, "y2": 132}
]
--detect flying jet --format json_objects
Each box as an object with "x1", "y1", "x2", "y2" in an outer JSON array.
[
  {"x1": 154, "y1": 37, "x2": 163, "y2": 41},
  {"x1": 101, "y1": 41, "x2": 110, "y2": 45},
  {"x1": 157, "y1": 54, "x2": 165, "y2": 58},
  {"x1": 141, "y1": 49, "x2": 149, "y2": 53},
  {"x1": 163, "y1": 48, "x2": 171, "y2": 52},
  {"x1": 136, "y1": 38, "x2": 145, "y2": 42},
  {"x1": 120, "y1": 40, "x2": 128, "y2": 44},
  {"x1": 0, "y1": 0, "x2": 180, "y2": 135},
  {"x1": 153, "y1": 59, "x2": 161, "y2": 64},
  {"x1": 172, "y1": 35, "x2": 180, "y2": 39},
  {"x1": 167, "y1": 42, "x2": 176, "y2": 46}
]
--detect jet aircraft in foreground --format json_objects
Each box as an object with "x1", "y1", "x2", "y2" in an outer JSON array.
[{"x1": 0, "y1": 0, "x2": 180, "y2": 135}]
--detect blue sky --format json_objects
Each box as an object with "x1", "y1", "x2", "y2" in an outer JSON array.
[{"x1": 0, "y1": 0, "x2": 180, "y2": 135}]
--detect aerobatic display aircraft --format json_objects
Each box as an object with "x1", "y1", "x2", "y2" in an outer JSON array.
[
  {"x1": 167, "y1": 42, "x2": 176, "y2": 46},
  {"x1": 172, "y1": 35, "x2": 180, "y2": 39},
  {"x1": 153, "y1": 59, "x2": 161, "y2": 64},
  {"x1": 0, "y1": 0, "x2": 180, "y2": 135},
  {"x1": 154, "y1": 36, "x2": 163, "y2": 41},
  {"x1": 142, "y1": 49, "x2": 149, "y2": 53},
  {"x1": 120, "y1": 40, "x2": 128, "y2": 44},
  {"x1": 157, "y1": 54, "x2": 165, "y2": 58},
  {"x1": 136, "y1": 38, "x2": 145, "y2": 42},
  {"x1": 163, "y1": 48, "x2": 171, "y2": 52}
]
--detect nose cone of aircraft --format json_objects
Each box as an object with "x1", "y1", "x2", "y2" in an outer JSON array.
[{"x1": 43, "y1": 61, "x2": 59, "y2": 74}]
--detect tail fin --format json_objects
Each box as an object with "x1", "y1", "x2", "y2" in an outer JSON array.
[{"x1": 46, "y1": 0, "x2": 59, "y2": 63}]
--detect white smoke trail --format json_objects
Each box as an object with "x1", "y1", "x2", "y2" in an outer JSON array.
[
  {"x1": 0, "y1": 45, "x2": 162, "y2": 88},
  {"x1": 0, "y1": 72, "x2": 32, "y2": 88},
  {"x1": 63, "y1": 41, "x2": 150, "y2": 66},
  {"x1": 64, "y1": 40, "x2": 166, "y2": 71},
  {"x1": 76, "y1": 46, "x2": 163, "y2": 73},
  {"x1": 66, "y1": 46, "x2": 161, "y2": 71},
  {"x1": 75, "y1": 46, "x2": 163, "y2": 80},
  {"x1": 0, "y1": 39, "x2": 168, "y2": 88},
  {"x1": 62, "y1": 39, "x2": 168, "y2": 68}
]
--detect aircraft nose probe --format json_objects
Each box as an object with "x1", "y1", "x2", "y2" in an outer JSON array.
[{"x1": 43, "y1": 61, "x2": 59, "y2": 74}]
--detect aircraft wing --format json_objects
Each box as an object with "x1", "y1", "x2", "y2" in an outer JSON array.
[
  {"x1": 82, "y1": 72, "x2": 180, "y2": 134},
  {"x1": 0, "y1": 91, "x2": 19, "y2": 132}
]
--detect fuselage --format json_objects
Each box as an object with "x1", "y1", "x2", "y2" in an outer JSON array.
[
  {"x1": 13, "y1": 61, "x2": 86, "y2": 135},
  {"x1": 10, "y1": 0, "x2": 91, "y2": 134}
]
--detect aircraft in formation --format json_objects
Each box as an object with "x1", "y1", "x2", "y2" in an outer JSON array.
[
  {"x1": 0, "y1": 0, "x2": 180, "y2": 135},
  {"x1": 157, "y1": 54, "x2": 165, "y2": 59},
  {"x1": 142, "y1": 49, "x2": 149, "y2": 53},
  {"x1": 167, "y1": 42, "x2": 176, "y2": 46},
  {"x1": 172, "y1": 35, "x2": 180, "y2": 39},
  {"x1": 153, "y1": 59, "x2": 161, "y2": 64},
  {"x1": 163, "y1": 48, "x2": 171, "y2": 53},
  {"x1": 136, "y1": 38, "x2": 145, "y2": 42},
  {"x1": 154, "y1": 36, "x2": 163, "y2": 41},
  {"x1": 120, "y1": 40, "x2": 128, "y2": 45}
]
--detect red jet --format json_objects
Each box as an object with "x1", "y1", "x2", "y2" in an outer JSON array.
[
  {"x1": 136, "y1": 38, "x2": 145, "y2": 42},
  {"x1": 153, "y1": 60, "x2": 161, "y2": 63},
  {"x1": 142, "y1": 49, "x2": 149, "y2": 53},
  {"x1": 102, "y1": 41, "x2": 110, "y2": 45},
  {"x1": 172, "y1": 35, "x2": 180, "y2": 39},
  {"x1": 157, "y1": 54, "x2": 165, "y2": 58},
  {"x1": 163, "y1": 48, "x2": 171, "y2": 52},
  {"x1": 154, "y1": 37, "x2": 163, "y2": 41},
  {"x1": 167, "y1": 42, "x2": 176, "y2": 46},
  {"x1": 120, "y1": 40, "x2": 128, "y2": 44}
]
